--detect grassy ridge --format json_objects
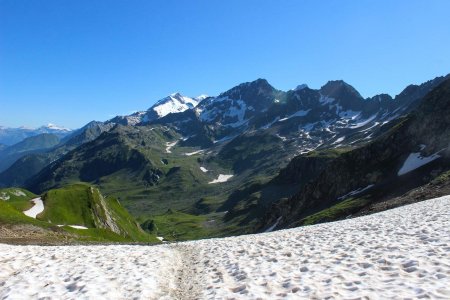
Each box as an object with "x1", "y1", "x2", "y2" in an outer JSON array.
[
  {"x1": 40, "y1": 184, "x2": 95, "y2": 226},
  {"x1": 0, "y1": 188, "x2": 37, "y2": 211},
  {"x1": 0, "y1": 200, "x2": 51, "y2": 227},
  {"x1": 39, "y1": 183, "x2": 157, "y2": 242},
  {"x1": 0, "y1": 184, "x2": 158, "y2": 243},
  {"x1": 105, "y1": 194, "x2": 156, "y2": 242}
]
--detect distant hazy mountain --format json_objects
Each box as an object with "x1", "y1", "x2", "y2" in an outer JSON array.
[
  {"x1": 0, "y1": 124, "x2": 72, "y2": 146},
  {"x1": 0, "y1": 133, "x2": 61, "y2": 172},
  {"x1": 0, "y1": 121, "x2": 114, "y2": 186}
]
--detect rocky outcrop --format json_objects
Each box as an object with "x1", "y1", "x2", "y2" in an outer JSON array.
[
  {"x1": 90, "y1": 187, "x2": 122, "y2": 235},
  {"x1": 258, "y1": 78, "x2": 450, "y2": 230}
]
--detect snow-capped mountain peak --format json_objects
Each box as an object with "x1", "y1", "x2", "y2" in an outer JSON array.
[
  {"x1": 42, "y1": 123, "x2": 72, "y2": 131},
  {"x1": 151, "y1": 93, "x2": 200, "y2": 118},
  {"x1": 106, "y1": 93, "x2": 203, "y2": 126}
]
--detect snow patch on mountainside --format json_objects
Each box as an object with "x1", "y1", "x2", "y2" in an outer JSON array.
[
  {"x1": 199, "y1": 107, "x2": 218, "y2": 122},
  {"x1": 223, "y1": 100, "x2": 247, "y2": 127},
  {"x1": 118, "y1": 112, "x2": 147, "y2": 125},
  {"x1": 23, "y1": 198, "x2": 44, "y2": 218},
  {"x1": 11, "y1": 190, "x2": 26, "y2": 197},
  {"x1": 337, "y1": 184, "x2": 375, "y2": 201},
  {"x1": 213, "y1": 135, "x2": 236, "y2": 144},
  {"x1": 319, "y1": 95, "x2": 335, "y2": 105},
  {"x1": 332, "y1": 136, "x2": 345, "y2": 145},
  {"x1": 208, "y1": 174, "x2": 233, "y2": 184},
  {"x1": 185, "y1": 150, "x2": 203, "y2": 156},
  {"x1": 57, "y1": 225, "x2": 89, "y2": 230},
  {"x1": 398, "y1": 151, "x2": 442, "y2": 176},
  {"x1": 0, "y1": 193, "x2": 10, "y2": 201},
  {"x1": 350, "y1": 114, "x2": 378, "y2": 129},
  {"x1": 165, "y1": 141, "x2": 177, "y2": 153},
  {"x1": 338, "y1": 109, "x2": 360, "y2": 119},
  {"x1": 279, "y1": 109, "x2": 311, "y2": 122},
  {"x1": 264, "y1": 216, "x2": 282, "y2": 232}
]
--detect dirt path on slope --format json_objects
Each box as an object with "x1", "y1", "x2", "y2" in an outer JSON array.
[{"x1": 170, "y1": 243, "x2": 204, "y2": 300}]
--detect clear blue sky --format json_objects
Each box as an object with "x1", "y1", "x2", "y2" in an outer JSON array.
[{"x1": 1, "y1": 0, "x2": 449, "y2": 129}]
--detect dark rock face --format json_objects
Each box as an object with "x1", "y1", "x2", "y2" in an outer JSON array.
[
  {"x1": 273, "y1": 151, "x2": 340, "y2": 186},
  {"x1": 320, "y1": 80, "x2": 365, "y2": 111},
  {"x1": 195, "y1": 79, "x2": 283, "y2": 135},
  {"x1": 258, "y1": 78, "x2": 450, "y2": 231},
  {"x1": 220, "y1": 79, "x2": 279, "y2": 114}
]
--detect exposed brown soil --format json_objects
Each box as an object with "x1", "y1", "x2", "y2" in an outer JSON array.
[
  {"x1": 356, "y1": 174, "x2": 450, "y2": 217},
  {"x1": 0, "y1": 224, "x2": 74, "y2": 245}
]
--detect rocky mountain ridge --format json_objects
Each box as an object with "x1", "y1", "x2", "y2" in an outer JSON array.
[
  {"x1": 258, "y1": 77, "x2": 450, "y2": 230},
  {"x1": 1, "y1": 74, "x2": 449, "y2": 240},
  {"x1": 108, "y1": 93, "x2": 206, "y2": 126}
]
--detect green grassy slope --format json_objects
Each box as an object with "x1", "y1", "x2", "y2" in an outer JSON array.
[
  {"x1": 0, "y1": 188, "x2": 37, "y2": 211},
  {"x1": 0, "y1": 184, "x2": 158, "y2": 243},
  {"x1": 25, "y1": 123, "x2": 310, "y2": 240},
  {"x1": 40, "y1": 184, "x2": 97, "y2": 226},
  {"x1": 141, "y1": 210, "x2": 221, "y2": 241},
  {"x1": 39, "y1": 183, "x2": 155, "y2": 242},
  {"x1": 0, "y1": 134, "x2": 60, "y2": 173},
  {"x1": 0, "y1": 200, "x2": 48, "y2": 227}
]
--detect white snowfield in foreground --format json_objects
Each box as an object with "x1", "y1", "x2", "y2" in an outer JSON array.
[
  {"x1": 0, "y1": 245, "x2": 180, "y2": 299},
  {"x1": 22, "y1": 198, "x2": 44, "y2": 218},
  {"x1": 1, "y1": 196, "x2": 450, "y2": 299}
]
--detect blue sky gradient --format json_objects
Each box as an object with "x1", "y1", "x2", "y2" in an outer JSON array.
[{"x1": 1, "y1": 0, "x2": 450, "y2": 128}]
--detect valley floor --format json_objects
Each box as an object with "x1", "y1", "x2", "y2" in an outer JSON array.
[{"x1": 1, "y1": 196, "x2": 449, "y2": 299}]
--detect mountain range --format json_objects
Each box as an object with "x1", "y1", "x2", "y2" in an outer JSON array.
[
  {"x1": 1, "y1": 74, "x2": 449, "y2": 241},
  {"x1": 0, "y1": 124, "x2": 72, "y2": 146}
]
